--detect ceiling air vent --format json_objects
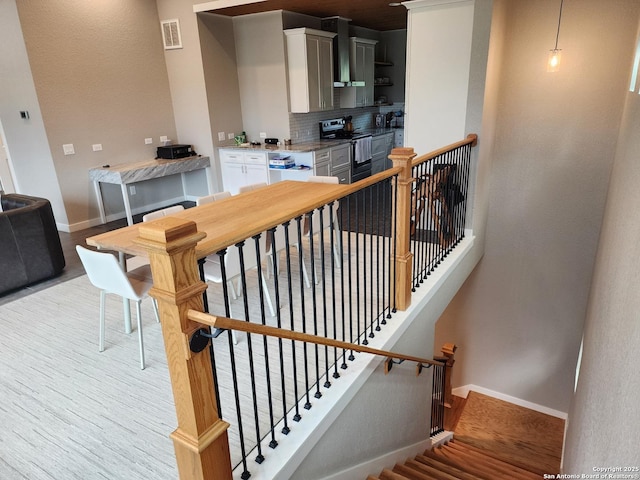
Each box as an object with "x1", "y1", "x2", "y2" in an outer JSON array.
[{"x1": 161, "y1": 19, "x2": 182, "y2": 50}]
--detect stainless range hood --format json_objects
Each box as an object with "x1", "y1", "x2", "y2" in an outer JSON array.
[{"x1": 320, "y1": 17, "x2": 365, "y2": 88}]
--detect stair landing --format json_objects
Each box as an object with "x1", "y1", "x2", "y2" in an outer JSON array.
[{"x1": 453, "y1": 391, "x2": 564, "y2": 474}]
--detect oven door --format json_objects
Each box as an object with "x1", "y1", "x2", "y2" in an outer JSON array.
[{"x1": 351, "y1": 136, "x2": 372, "y2": 182}]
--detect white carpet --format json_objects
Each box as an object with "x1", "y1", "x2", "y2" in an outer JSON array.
[{"x1": 0, "y1": 275, "x2": 177, "y2": 479}]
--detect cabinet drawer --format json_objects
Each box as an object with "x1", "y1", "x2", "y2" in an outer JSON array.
[
  {"x1": 314, "y1": 149, "x2": 330, "y2": 163},
  {"x1": 371, "y1": 137, "x2": 387, "y2": 156},
  {"x1": 332, "y1": 165, "x2": 351, "y2": 184},
  {"x1": 244, "y1": 152, "x2": 267, "y2": 165},
  {"x1": 220, "y1": 150, "x2": 243, "y2": 162},
  {"x1": 330, "y1": 144, "x2": 350, "y2": 169}
]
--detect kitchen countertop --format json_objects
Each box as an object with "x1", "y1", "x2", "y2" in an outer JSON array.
[{"x1": 218, "y1": 128, "x2": 400, "y2": 153}]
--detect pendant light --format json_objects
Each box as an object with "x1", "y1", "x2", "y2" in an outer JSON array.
[{"x1": 547, "y1": 0, "x2": 564, "y2": 72}]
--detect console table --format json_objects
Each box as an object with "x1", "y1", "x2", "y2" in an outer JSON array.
[{"x1": 89, "y1": 155, "x2": 212, "y2": 225}]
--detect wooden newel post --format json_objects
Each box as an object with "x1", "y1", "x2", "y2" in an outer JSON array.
[
  {"x1": 441, "y1": 343, "x2": 457, "y2": 408},
  {"x1": 390, "y1": 147, "x2": 417, "y2": 311},
  {"x1": 135, "y1": 218, "x2": 233, "y2": 480}
]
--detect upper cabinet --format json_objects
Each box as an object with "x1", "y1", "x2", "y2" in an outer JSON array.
[
  {"x1": 341, "y1": 37, "x2": 378, "y2": 108},
  {"x1": 285, "y1": 28, "x2": 336, "y2": 113}
]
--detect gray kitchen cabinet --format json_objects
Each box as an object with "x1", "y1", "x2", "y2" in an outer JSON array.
[
  {"x1": 285, "y1": 28, "x2": 336, "y2": 113},
  {"x1": 394, "y1": 129, "x2": 404, "y2": 148},
  {"x1": 333, "y1": 166, "x2": 350, "y2": 184},
  {"x1": 314, "y1": 148, "x2": 331, "y2": 176},
  {"x1": 219, "y1": 149, "x2": 268, "y2": 195},
  {"x1": 371, "y1": 133, "x2": 394, "y2": 175},
  {"x1": 330, "y1": 143, "x2": 351, "y2": 177},
  {"x1": 341, "y1": 37, "x2": 378, "y2": 108}
]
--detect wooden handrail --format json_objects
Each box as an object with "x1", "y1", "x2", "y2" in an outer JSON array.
[
  {"x1": 411, "y1": 133, "x2": 478, "y2": 168},
  {"x1": 188, "y1": 310, "x2": 441, "y2": 370}
]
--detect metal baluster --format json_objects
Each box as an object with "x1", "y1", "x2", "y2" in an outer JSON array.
[
  {"x1": 329, "y1": 201, "x2": 340, "y2": 379},
  {"x1": 374, "y1": 181, "x2": 381, "y2": 332},
  {"x1": 339, "y1": 197, "x2": 348, "y2": 369},
  {"x1": 296, "y1": 216, "x2": 312, "y2": 411},
  {"x1": 283, "y1": 221, "x2": 302, "y2": 423},
  {"x1": 356, "y1": 191, "x2": 365, "y2": 345},
  {"x1": 236, "y1": 240, "x2": 264, "y2": 464},
  {"x1": 307, "y1": 211, "x2": 322, "y2": 399},
  {"x1": 317, "y1": 205, "x2": 331, "y2": 389},
  {"x1": 269, "y1": 226, "x2": 290, "y2": 437},
  {"x1": 346, "y1": 194, "x2": 355, "y2": 361},
  {"x1": 392, "y1": 176, "x2": 398, "y2": 313},
  {"x1": 365, "y1": 185, "x2": 374, "y2": 340}
]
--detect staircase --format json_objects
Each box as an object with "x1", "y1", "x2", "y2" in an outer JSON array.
[
  {"x1": 367, "y1": 439, "x2": 544, "y2": 480},
  {"x1": 368, "y1": 391, "x2": 565, "y2": 480}
]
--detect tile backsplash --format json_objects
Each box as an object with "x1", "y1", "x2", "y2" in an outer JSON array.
[{"x1": 289, "y1": 89, "x2": 404, "y2": 142}]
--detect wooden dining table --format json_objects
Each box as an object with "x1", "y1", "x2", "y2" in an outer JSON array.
[
  {"x1": 85, "y1": 180, "x2": 349, "y2": 332},
  {"x1": 86, "y1": 180, "x2": 348, "y2": 258}
]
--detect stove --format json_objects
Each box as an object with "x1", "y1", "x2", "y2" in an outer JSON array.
[
  {"x1": 319, "y1": 118, "x2": 367, "y2": 140},
  {"x1": 319, "y1": 118, "x2": 372, "y2": 182}
]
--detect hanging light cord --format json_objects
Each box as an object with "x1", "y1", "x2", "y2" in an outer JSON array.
[{"x1": 553, "y1": 0, "x2": 564, "y2": 50}]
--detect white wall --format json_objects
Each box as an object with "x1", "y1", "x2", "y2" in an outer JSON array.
[
  {"x1": 0, "y1": 0, "x2": 67, "y2": 225},
  {"x1": 233, "y1": 12, "x2": 291, "y2": 143},
  {"x1": 435, "y1": 0, "x2": 639, "y2": 414},
  {"x1": 404, "y1": 0, "x2": 475, "y2": 154},
  {"x1": 562, "y1": 37, "x2": 640, "y2": 469}
]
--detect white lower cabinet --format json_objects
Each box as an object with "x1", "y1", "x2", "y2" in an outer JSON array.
[{"x1": 220, "y1": 150, "x2": 268, "y2": 194}]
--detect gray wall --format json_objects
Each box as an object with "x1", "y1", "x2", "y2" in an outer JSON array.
[
  {"x1": 562, "y1": 54, "x2": 640, "y2": 471},
  {"x1": 0, "y1": 0, "x2": 67, "y2": 225},
  {"x1": 435, "y1": 0, "x2": 640, "y2": 414},
  {"x1": 16, "y1": 0, "x2": 178, "y2": 230}
]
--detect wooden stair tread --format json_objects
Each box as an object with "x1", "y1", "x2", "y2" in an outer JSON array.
[
  {"x1": 432, "y1": 445, "x2": 514, "y2": 480},
  {"x1": 404, "y1": 458, "x2": 466, "y2": 480},
  {"x1": 439, "y1": 444, "x2": 534, "y2": 480},
  {"x1": 380, "y1": 468, "x2": 412, "y2": 480},
  {"x1": 415, "y1": 453, "x2": 485, "y2": 480},
  {"x1": 451, "y1": 439, "x2": 546, "y2": 478},
  {"x1": 393, "y1": 463, "x2": 439, "y2": 480}
]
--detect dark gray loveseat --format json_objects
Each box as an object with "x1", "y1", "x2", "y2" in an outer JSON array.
[{"x1": 0, "y1": 193, "x2": 65, "y2": 295}]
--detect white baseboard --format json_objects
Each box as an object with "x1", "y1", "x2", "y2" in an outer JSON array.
[
  {"x1": 320, "y1": 438, "x2": 432, "y2": 480},
  {"x1": 452, "y1": 384, "x2": 567, "y2": 420},
  {"x1": 61, "y1": 196, "x2": 187, "y2": 233}
]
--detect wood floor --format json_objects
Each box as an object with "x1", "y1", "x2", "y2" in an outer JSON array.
[{"x1": 453, "y1": 391, "x2": 565, "y2": 474}]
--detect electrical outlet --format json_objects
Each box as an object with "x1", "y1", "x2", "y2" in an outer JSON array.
[
  {"x1": 228, "y1": 133, "x2": 235, "y2": 139},
  {"x1": 218, "y1": 132, "x2": 225, "y2": 141},
  {"x1": 62, "y1": 144, "x2": 75, "y2": 155},
  {"x1": 92, "y1": 144, "x2": 102, "y2": 152},
  {"x1": 259, "y1": 132, "x2": 267, "y2": 138},
  {"x1": 129, "y1": 185, "x2": 136, "y2": 195},
  {"x1": 144, "y1": 138, "x2": 153, "y2": 145}
]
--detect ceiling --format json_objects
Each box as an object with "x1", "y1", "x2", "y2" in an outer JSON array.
[{"x1": 199, "y1": 0, "x2": 409, "y2": 31}]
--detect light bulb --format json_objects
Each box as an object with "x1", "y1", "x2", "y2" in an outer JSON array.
[{"x1": 548, "y1": 49, "x2": 562, "y2": 72}]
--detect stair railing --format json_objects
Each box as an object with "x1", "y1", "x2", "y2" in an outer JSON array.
[{"x1": 132, "y1": 136, "x2": 477, "y2": 480}]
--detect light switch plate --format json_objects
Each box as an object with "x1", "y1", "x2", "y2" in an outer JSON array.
[
  {"x1": 160, "y1": 135, "x2": 168, "y2": 143},
  {"x1": 62, "y1": 144, "x2": 75, "y2": 155},
  {"x1": 92, "y1": 144, "x2": 102, "y2": 152},
  {"x1": 144, "y1": 138, "x2": 153, "y2": 145},
  {"x1": 218, "y1": 132, "x2": 225, "y2": 141}
]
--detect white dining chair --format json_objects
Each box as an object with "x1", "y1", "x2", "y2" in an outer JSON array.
[
  {"x1": 76, "y1": 245, "x2": 159, "y2": 370},
  {"x1": 141, "y1": 204, "x2": 185, "y2": 222},
  {"x1": 306, "y1": 176, "x2": 342, "y2": 282},
  {"x1": 126, "y1": 204, "x2": 186, "y2": 271},
  {"x1": 238, "y1": 182, "x2": 310, "y2": 288},
  {"x1": 202, "y1": 231, "x2": 276, "y2": 320},
  {"x1": 196, "y1": 191, "x2": 232, "y2": 206}
]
